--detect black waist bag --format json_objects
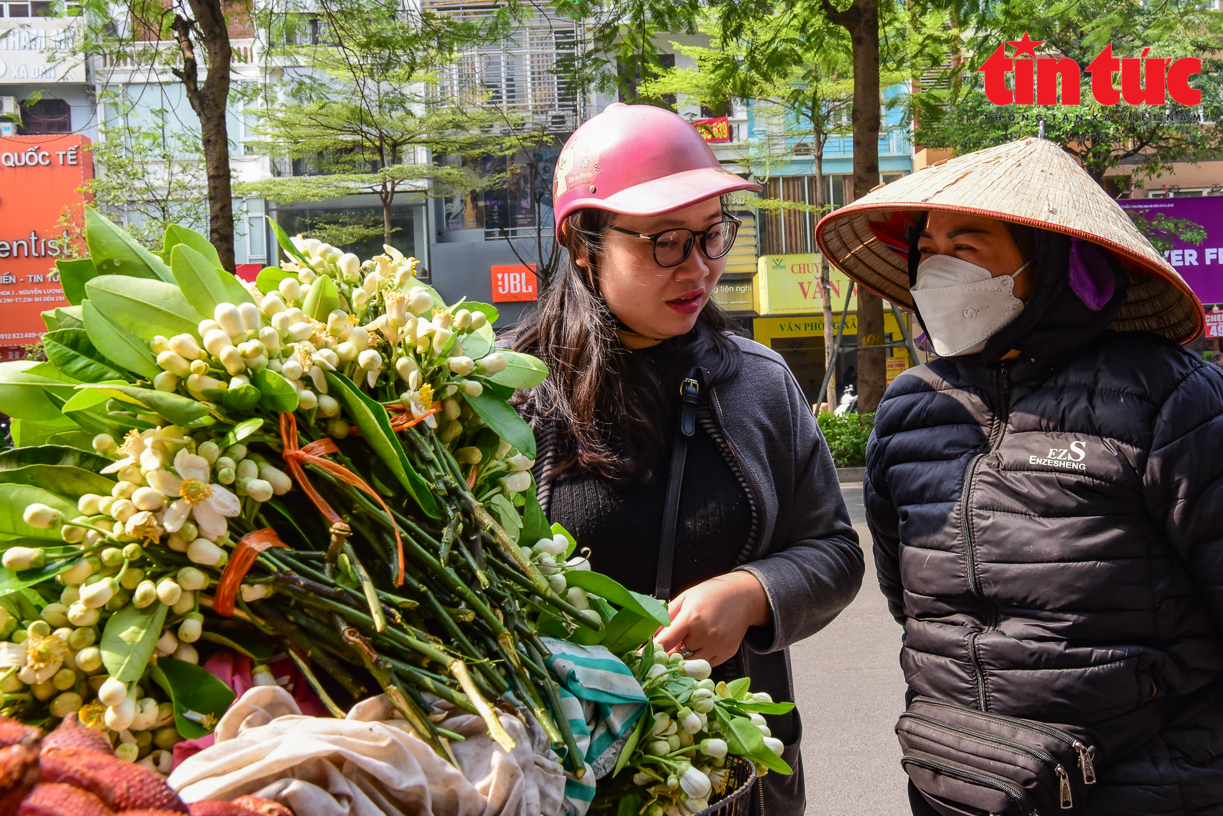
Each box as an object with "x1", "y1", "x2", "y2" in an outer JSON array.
[{"x1": 897, "y1": 697, "x2": 1098, "y2": 816}]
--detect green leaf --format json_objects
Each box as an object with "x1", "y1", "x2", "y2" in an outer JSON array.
[
  {"x1": 85, "y1": 277, "x2": 206, "y2": 342},
  {"x1": 0, "y1": 484, "x2": 79, "y2": 540},
  {"x1": 0, "y1": 464, "x2": 115, "y2": 499},
  {"x1": 551, "y1": 522, "x2": 577, "y2": 559},
  {"x1": 302, "y1": 274, "x2": 341, "y2": 321},
  {"x1": 219, "y1": 418, "x2": 264, "y2": 448},
  {"x1": 149, "y1": 657, "x2": 236, "y2": 739},
  {"x1": 0, "y1": 445, "x2": 112, "y2": 473},
  {"x1": 85, "y1": 207, "x2": 174, "y2": 283},
  {"x1": 0, "y1": 588, "x2": 44, "y2": 622},
  {"x1": 485, "y1": 351, "x2": 548, "y2": 390},
  {"x1": 727, "y1": 677, "x2": 752, "y2": 699},
  {"x1": 613, "y1": 713, "x2": 648, "y2": 777},
  {"x1": 564, "y1": 571, "x2": 670, "y2": 627},
  {"x1": 255, "y1": 267, "x2": 297, "y2": 297},
  {"x1": 727, "y1": 699, "x2": 797, "y2": 716},
  {"x1": 461, "y1": 391, "x2": 536, "y2": 460},
  {"x1": 82, "y1": 301, "x2": 160, "y2": 380},
  {"x1": 170, "y1": 244, "x2": 255, "y2": 314},
  {"x1": 77, "y1": 384, "x2": 209, "y2": 427},
  {"x1": 520, "y1": 488, "x2": 550, "y2": 546},
  {"x1": 324, "y1": 372, "x2": 440, "y2": 519},
  {"x1": 57, "y1": 259, "x2": 99, "y2": 306},
  {"x1": 266, "y1": 217, "x2": 313, "y2": 268},
  {"x1": 202, "y1": 384, "x2": 261, "y2": 412},
  {"x1": 462, "y1": 322, "x2": 495, "y2": 360},
  {"x1": 488, "y1": 493, "x2": 522, "y2": 543},
  {"x1": 10, "y1": 419, "x2": 93, "y2": 450},
  {"x1": 54, "y1": 306, "x2": 84, "y2": 330},
  {"x1": 42, "y1": 329, "x2": 128, "y2": 384},
  {"x1": 101, "y1": 601, "x2": 169, "y2": 684},
  {"x1": 0, "y1": 361, "x2": 75, "y2": 421},
  {"x1": 603, "y1": 607, "x2": 662, "y2": 656},
  {"x1": 162, "y1": 225, "x2": 222, "y2": 269},
  {"x1": 720, "y1": 711, "x2": 792, "y2": 774},
  {"x1": 250, "y1": 369, "x2": 298, "y2": 413}
]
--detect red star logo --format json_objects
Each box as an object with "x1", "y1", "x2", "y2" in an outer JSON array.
[{"x1": 1007, "y1": 31, "x2": 1044, "y2": 58}]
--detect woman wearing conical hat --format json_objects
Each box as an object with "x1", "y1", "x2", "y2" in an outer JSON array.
[{"x1": 816, "y1": 137, "x2": 1223, "y2": 816}]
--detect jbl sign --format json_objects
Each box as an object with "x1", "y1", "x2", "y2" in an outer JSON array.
[{"x1": 491, "y1": 264, "x2": 538, "y2": 302}]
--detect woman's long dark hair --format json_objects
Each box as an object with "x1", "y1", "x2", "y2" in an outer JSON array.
[{"x1": 513, "y1": 204, "x2": 743, "y2": 484}]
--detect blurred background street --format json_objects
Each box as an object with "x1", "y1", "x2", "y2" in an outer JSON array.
[{"x1": 793, "y1": 474, "x2": 910, "y2": 815}]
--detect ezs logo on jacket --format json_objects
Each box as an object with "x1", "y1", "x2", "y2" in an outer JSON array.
[
  {"x1": 1029, "y1": 441, "x2": 1088, "y2": 472},
  {"x1": 979, "y1": 32, "x2": 1202, "y2": 107}
]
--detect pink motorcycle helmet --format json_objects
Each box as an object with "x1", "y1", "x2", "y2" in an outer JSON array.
[{"x1": 551, "y1": 103, "x2": 761, "y2": 238}]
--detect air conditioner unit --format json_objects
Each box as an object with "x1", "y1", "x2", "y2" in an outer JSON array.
[
  {"x1": 0, "y1": 97, "x2": 20, "y2": 120},
  {"x1": 792, "y1": 142, "x2": 813, "y2": 157}
]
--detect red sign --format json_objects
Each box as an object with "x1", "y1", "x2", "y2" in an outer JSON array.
[
  {"x1": 1205, "y1": 311, "x2": 1223, "y2": 339},
  {"x1": 0, "y1": 135, "x2": 93, "y2": 347},
  {"x1": 491, "y1": 264, "x2": 537, "y2": 302},
  {"x1": 980, "y1": 32, "x2": 1201, "y2": 107},
  {"x1": 694, "y1": 117, "x2": 731, "y2": 143}
]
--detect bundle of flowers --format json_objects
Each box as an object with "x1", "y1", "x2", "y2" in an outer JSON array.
[{"x1": 0, "y1": 210, "x2": 790, "y2": 813}]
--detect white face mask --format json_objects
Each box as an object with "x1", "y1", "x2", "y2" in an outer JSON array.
[{"x1": 910, "y1": 254, "x2": 1031, "y2": 357}]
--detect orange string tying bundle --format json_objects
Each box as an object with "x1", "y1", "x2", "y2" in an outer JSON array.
[
  {"x1": 386, "y1": 402, "x2": 443, "y2": 432},
  {"x1": 214, "y1": 527, "x2": 288, "y2": 616},
  {"x1": 278, "y1": 412, "x2": 408, "y2": 585}
]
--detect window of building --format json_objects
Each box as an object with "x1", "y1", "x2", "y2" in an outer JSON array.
[
  {"x1": 277, "y1": 203, "x2": 426, "y2": 272},
  {"x1": 440, "y1": 139, "x2": 563, "y2": 240},
  {"x1": 0, "y1": 1, "x2": 52, "y2": 16},
  {"x1": 618, "y1": 54, "x2": 676, "y2": 110},
  {"x1": 18, "y1": 98, "x2": 70, "y2": 134}
]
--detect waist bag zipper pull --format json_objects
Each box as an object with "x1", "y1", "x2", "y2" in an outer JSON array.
[
  {"x1": 1074, "y1": 741, "x2": 1097, "y2": 784},
  {"x1": 1057, "y1": 766, "x2": 1073, "y2": 809}
]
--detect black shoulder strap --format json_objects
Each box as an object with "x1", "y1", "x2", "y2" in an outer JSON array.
[{"x1": 655, "y1": 369, "x2": 700, "y2": 600}]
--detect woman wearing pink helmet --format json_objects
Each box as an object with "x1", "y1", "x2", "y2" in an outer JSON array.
[{"x1": 512, "y1": 103, "x2": 864, "y2": 814}]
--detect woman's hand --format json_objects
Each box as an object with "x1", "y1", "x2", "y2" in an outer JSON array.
[{"x1": 654, "y1": 571, "x2": 771, "y2": 667}]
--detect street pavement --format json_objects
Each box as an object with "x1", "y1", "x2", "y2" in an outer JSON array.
[{"x1": 791, "y1": 480, "x2": 912, "y2": 815}]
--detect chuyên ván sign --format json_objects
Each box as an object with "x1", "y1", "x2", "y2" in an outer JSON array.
[
  {"x1": 755, "y1": 254, "x2": 857, "y2": 315},
  {"x1": 0, "y1": 135, "x2": 92, "y2": 345}
]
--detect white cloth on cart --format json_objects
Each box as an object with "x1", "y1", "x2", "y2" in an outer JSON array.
[{"x1": 168, "y1": 685, "x2": 566, "y2": 816}]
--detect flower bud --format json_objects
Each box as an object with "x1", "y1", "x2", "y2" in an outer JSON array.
[
  {"x1": 328, "y1": 419, "x2": 350, "y2": 439},
  {"x1": 174, "y1": 642, "x2": 199, "y2": 664},
  {"x1": 455, "y1": 447, "x2": 482, "y2": 465},
  {"x1": 186, "y1": 538, "x2": 224, "y2": 567},
  {"x1": 153, "y1": 371, "x2": 180, "y2": 392},
  {"x1": 105, "y1": 697, "x2": 136, "y2": 731},
  {"x1": 244, "y1": 479, "x2": 274, "y2": 503},
  {"x1": 98, "y1": 676, "x2": 128, "y2": 707},
  {"x1": 154, "y1": 630, "x2": 178, "y2": 657},
  {"x1": 314, "y1": 394, "x2": 340, "y2": 419},
  {"x1": 219, "y1": 345, "x2": 245, "y2": 376},
  {"x1": 169, "y1": 334, "x2": 201, "y2": 360},
  {"x1": 129, "y1": 487, "x2": 164, "y2": 513},
  {"x1": 177, "y1": 567, "x2": 207, "y2": 592},
  {"x1": 52, "y1": 667, "x2": 76, "y2": 692},
  {"x1": 278, "y1": 277, "x2": 302, "y2": 303},
  {"x1": 482, "y1": 352, "x2": 508, "y2": 374},
  {"x1": 502, "y1": 471, "x2": 531, "y2": 494},
  {"x1": 679, "y1": 707, "x2": 703, "y2": 735},
  {"x1": 463, "y1": 380, "x2": 483, "y2": 398},
  {"x1": 751, "y1": 692, "x2": 774, "y2": 704},
  {"x1": 22, "y1": 504, "x2": 62, "y2": 530},
  {"x1": 133, "y1": 580, "x2": 158, "y2": 608},
  {"x1": 132, "y1": 697, "x2": 160, "y2": 731},
  {"x1": 187, "y1": 373, "x2": 226, "y2": 394},
  {"x1": 338, "y1": 253, "x2": 361, "y2": 280},
  {"x1": 680, "y1": 766, "x2": 712, "y2": 800},
  {"x1": 763, "y1": 736, "x2": 784, "y2": 756},
  {"x1": 172, "y1": 590, "x2": 195, "y2": 616},
  {"x1": 682, "y1": 659, "x2": 712, "y2": 681},
  {"x1": 67, "y1": 625, "x2": 95, "y2": 651},
  {"x1": 49, "y1": 691, "x2": 83, "y2": 719},
  {"x1": 77, "y1": 494, "x2": 102, "y2": 516},
  {"x1": 236, "y1": 459, "x2": 259, "y2": 482},
  {"x1": 100, "y1": 547, "x2": 123, "y2": 568},
  {"x1": 257, "y1": 466, "x2": 292, "y2": 496},
  {"x1": 151, "y1": 335, "x2": 171, "y2": 355},
  {"x1": 3, "y1": 547, "x2": 44, "y2": 570},
  {"x1": 238, "y1": 340, "x2": 265, "y2": 361},
  {"x1": 408, "y1": 289, "x2": 433, "y2": 314},
  {"x1": 40, "y1": 602, "x2": 70, "y2": 628},
  {"x1": 214, "y1": 303, "x2": 244, "y2": 338},
  {"x1": 454, "y1": 309, "x2": 472, "y2": 331},
  {"x1": 358, "y1": 349, "x2": 383, "y2": 371},
  {"x1": 63, "y1": 561, "x2": 95, "y2": 588},
  {"x1": 66, "y1": 602, "x2": 99, "y2": 627},
  {"x1": 440, "y1": 421, "x2": 462, "y2": 443},
  {"x1": 216, "y1": 467, "x2": 236, "y2": 485},
  {"x1": 646, "y1": 739, "x2": 671, "y2": 757},
  {"x1": 112, "y1": 479, "x2": 137, "y2": 499},
  {"x1": 80, "y1": 578, "x2": 116, "y2": 609},
  {"x1": 432, "y1": 327, "x2": 454, "y2": 356},
  {"x1": 700, "y1": 738, "x2": 728, "y2": 759},
  {"x1": 240, "y1": 583, "x2": 270, "y2": 602},
  {"x1": 260, "y1": 293, "x2": 286, "y2": 316},
  {"x1": 288, "y1": 322, "x2": 314, "y2": 342},
  {"x1": 156, "y1": 578, "x2": 182, "y2": 606},
  {"x1": 238, "y1": 302, "x2": 262, "y2": 333}
]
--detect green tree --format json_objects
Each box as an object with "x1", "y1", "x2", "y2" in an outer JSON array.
[
  {"x1": 242, "y1": 0, "x2": 517, "y2": 248},
  {"x1": 76, "y1": 0, "x2": 246, "y2": 270},
  {"x1": 58, "y1": 121, "x2": 210, "y2": 256}
]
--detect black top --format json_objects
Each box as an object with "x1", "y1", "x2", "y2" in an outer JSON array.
[{"x1": 548, "y1": 337, "x2": 752, "y2": 597}]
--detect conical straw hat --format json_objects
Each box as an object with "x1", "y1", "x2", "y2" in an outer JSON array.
[{"x1": 814, "y1": 137, "x2": 1204, "y2": 343}]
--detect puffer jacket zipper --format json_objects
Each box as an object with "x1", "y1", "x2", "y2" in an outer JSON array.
[{"x1": 960, "y1": 366, "x2": 1011, "y2": 711}]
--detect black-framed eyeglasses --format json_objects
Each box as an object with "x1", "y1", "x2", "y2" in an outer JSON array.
[{"x1": 608, "y1": 215, "x2": 741, "y2": 268}]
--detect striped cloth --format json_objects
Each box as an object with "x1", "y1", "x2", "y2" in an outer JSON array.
[{"x1": 541, "y1": 637, "x2": 649, "y2": 816}]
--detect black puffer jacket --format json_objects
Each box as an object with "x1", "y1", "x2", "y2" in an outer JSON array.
[{"x1": 866, "y1": 330, "x2": 1223, "y2": 815}]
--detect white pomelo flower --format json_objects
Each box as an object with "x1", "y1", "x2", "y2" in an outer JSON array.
[{"x1": 146, "y1": 449, "x2": 241, "y2": 539}]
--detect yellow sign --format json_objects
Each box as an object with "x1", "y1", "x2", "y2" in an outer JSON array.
[
  {"x1": 753, "y1": 312, "x2": 906, "y2": 346},
  {"x1": 886, "y1": 356, "x2": 908, "y2": 385},
  {"x1": 755, "y1": 254, "x2": 857, "y2": 315},
  {"x1": 711, "y1": 277, "x2": 756, "y2": 312}
]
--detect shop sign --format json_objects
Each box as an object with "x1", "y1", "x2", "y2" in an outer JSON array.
[
  {"x1": 0, "y1": 134, "x2": 91, "y2": 346},
  {"x1": 694, "y1": 116, "x2": 731, "y2": 144},
  {"x1": 1119, "y1": 198, "x2": 1223, "y2": 305},
  {"x1": 886, "y1": 356, "x2": 908, "y2": 385},
  {"x1": 755, "y1": 254, "x2": 856, "y2": 315},
  {"x1": 0, "y1": 19, "x2": 85, "y2": 84},
  {"x1": 752, "y1": 311, "x2": 906, "y2": 345},
  {"x1": 711, "y1": 276, "x2": 755, "y2": 312},
  {"x1": 491, "y1": 264, "x2": 537, "y2": 303},
  {"x1": 1205, "y1": 310, "x2": 1223, "y2": 338}
]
